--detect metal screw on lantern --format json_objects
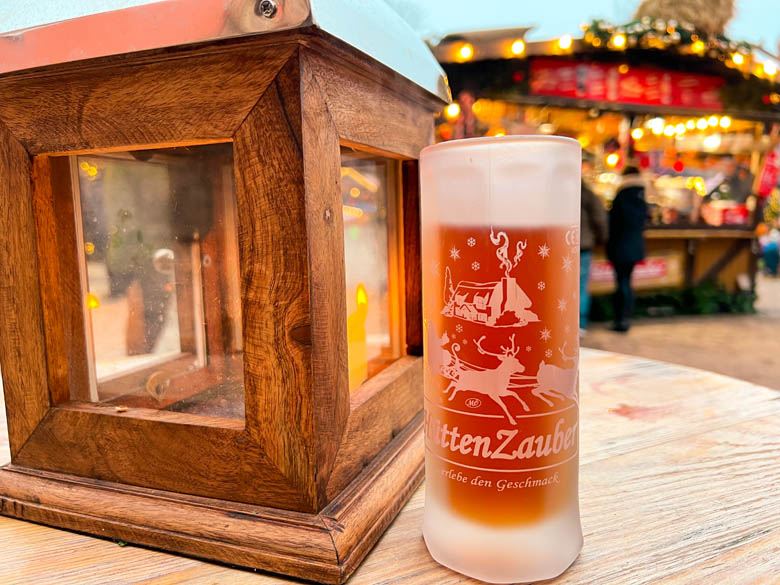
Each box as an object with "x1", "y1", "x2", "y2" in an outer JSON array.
[{"x1": 255, "y1": 0, "x2": 278, "y2": 18}]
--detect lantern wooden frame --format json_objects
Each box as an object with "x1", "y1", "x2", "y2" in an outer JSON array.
[{"x1": 0, "y1": 28, "x2": 442, "y2": 584}]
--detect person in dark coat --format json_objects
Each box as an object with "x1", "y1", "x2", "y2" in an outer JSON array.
[
  {"x1": 580, "y1": 158, "x2": 608, "y2": 333},
  {"x1": 607, "y1": 165, "x2": 647, "y2": 332}
]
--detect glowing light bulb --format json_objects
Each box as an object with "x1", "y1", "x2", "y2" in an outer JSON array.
[
  {"x1": 691, "y1": 40, "x2": 706, "y2": 54},
  {"x1": 444, "y1": 103, "x2": 461, "y2": 120},
  {"x1": 605, "y1": 153, "x2": 620, "y2": 167},
  {"x1": 732, "y1": 52, "x2": 745, "y2": 66},
  {"x1": 764, "y1": 62, "x2": 778, "y2": 76},
  {"x1": 558, "y1": 34, "x2": 573, "y2": 50},
  {"x1": 663, "y1": 125, "x2": 676, "y2": 137},
  {"x1": 611, "y1": 33, "x2": 626, "y2": 49},
  {"x1": 708, "y1": 115, "x2": 719, "y2": 127},
  {"x1": 696, "y1": 118, "x2": 708, "y2": 130},
  {"x1": 86, "y1": 293, "x2": 100, "y2": 310},
  {"x1": 675, "y1": 123, "x2": 686, "y2": 135},
  {"x1": 631, "y1": 128, "x2": 644, "y2": 140},
  {"x1": 511, "y1": 39, "x2": 526, "y2": 56},
  {"x1": 719, "y1": 116, "x2": 732, "y2": 129},
  {"x1": 686, "y1": 120, "x2": 696, "y2": 130},
  {"x1": 458, "y1": 43, "x2": 474, "y2": 61},
  {"x1": 647, "y1": 117, "x2": 665, "y2": 135}
]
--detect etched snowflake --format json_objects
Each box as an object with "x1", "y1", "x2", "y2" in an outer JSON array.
[
  {"x1": 462, "y1": 339, "x2": 469, "y2": 345},
  {"x1": 467, "y1": 237, "x2": 476, "y2": 247},
  {"x1": 557, "y1": 298, "x2": 567, "y2": 312},
  {"x1": 537, "y1": 281, "x2": 546, "y2": 291},
  {"x1": 545, "y1": 349, "x2": 553, "y2": 358},
  {"x1": 471, "y1": 261, "x2": 480, "y2": 271},
  {"x1": 562, "y1": 255, "x2": 573, "y2": 272},
  {"x1": 455, "y1": 324, "x2": 463, "y2": 333},
  {"x1": 525, "y1": 346, "x2": 532, "y2": 352},
  {"x1": 449, "y1": 246, "x2": 461, "y2": 260},
  {"x1": 540, "y1": 327, "x2": 552, "y2": 341},
  {"x1": 537, "y1": 243, "x2": 550, "y2": 259}
]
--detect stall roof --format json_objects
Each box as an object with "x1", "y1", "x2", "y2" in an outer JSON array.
[{"x1": 0, "y1": 0, "x2": 450, "y2": 102}]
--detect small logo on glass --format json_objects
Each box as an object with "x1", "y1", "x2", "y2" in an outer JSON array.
[{"x1": 465, "y1": 398, "x2": 482, "y2": 409}]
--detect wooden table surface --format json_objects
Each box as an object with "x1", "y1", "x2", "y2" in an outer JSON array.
[{"x1": 2, "y1": 348, "x2": 779, "y2": 585}]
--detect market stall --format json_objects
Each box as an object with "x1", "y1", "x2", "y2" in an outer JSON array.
[{"x1": 430, "y1": 19, "x2": 780, "y2": 307}]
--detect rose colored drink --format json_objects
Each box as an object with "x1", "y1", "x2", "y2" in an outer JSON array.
[{"x1": 420, "y1": 137, "x2": 582, "y2": 583}]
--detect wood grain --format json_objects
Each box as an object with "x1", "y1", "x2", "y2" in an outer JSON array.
[
  {"x1": 232, "y1": 53, "x2": 317, "y2": 509},
  {"x1": 0, "y1": 408, "x2": 425, "y2": 584},
  {"x1": 576, "y1": 350, "x2": 780, "y2": 466},
  {"x1": 0, "y1": 44, "x2": 297, "y2": 154},
  {"x1": 3, "y1": 350, "x2": 780, "y2": 584},
  {"x1": 326, "y1": 357, "x2": 423, "y2": 501},
  {"x1": 324, "y1": 413, "x2": 424, "y2": 581},
  {"x1": 299, "y1": 49, "x2": 352, "y2": 505},
  {"x1": 0, "y1": 26, "x2": 447, "y2": 582},
  {"x1": 31, "y1": 155, "x2": 91, "y2": 404},
  {"x1": 301, "y1": 29, "x2": 446, "y2": 119},
  {"x1": 0, "y1": 122, "x2": 50, "y2": 457},
  {"x1": 14, "y1": 406, "x2": 310, "y2": 510},
  {"x1": 304, "y1": 49, "x2": 434, "y2": 160},
  {"x1": 12, "y1": 64, "x2": 323, "y2": 510},
  {"x1": 402, "y1": 160, "x2": 423, "y2": 355}
]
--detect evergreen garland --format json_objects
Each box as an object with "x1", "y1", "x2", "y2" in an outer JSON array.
[{"x1": 583, "y1": 17, "x2": 753, "y2": 60}]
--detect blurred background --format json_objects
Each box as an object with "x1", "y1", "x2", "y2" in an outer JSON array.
[{"x1": 0, "y1": 0, "x2": 778, "y2": 392}]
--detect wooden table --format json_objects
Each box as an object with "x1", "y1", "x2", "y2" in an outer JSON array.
[{"x1": 2, "y1": 349, "x2": 779, "y2": 584}]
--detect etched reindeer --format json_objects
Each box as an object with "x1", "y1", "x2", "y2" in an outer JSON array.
[
  {"x1": 425, "y1": 322, "x2": 454, "y2": 378},
  {"x1": 444, "y1": 334, "x2": 529, "y2": 424},
  {"x1": 531, "y1": 342, "x2": 579, "y2": 406}
]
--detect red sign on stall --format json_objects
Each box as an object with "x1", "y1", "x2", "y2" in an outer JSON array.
[
  {"x1": 589, "y1": 252, "x2": 685, "y2": 294},
  {"x1": 530, "y1": 58, "x2": 724, "y2": 110},
  {"x1": 757, "y1": 146, "x2": 780, "y2": 197}
]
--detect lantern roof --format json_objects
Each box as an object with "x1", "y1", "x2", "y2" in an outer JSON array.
[{"x1": 0, "y1": 0, "x2": 450, "y2": 102}]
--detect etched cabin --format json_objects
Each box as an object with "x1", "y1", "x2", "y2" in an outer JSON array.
[
  {"x1": 444, "y1": 276, "x2": 539, "y2": 326},
  {"x1": 0, "y1": 1, "x2": 448, "y2": 583}
]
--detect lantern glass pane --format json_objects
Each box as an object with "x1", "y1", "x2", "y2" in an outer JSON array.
[
  {"x1": 341, "y1": 148, "x2": 404, "y2": 392},
  {"x1": 72, "y1": 143, "x2": 244, "y2": 419}
]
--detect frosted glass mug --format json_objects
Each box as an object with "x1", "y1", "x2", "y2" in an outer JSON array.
[{"x1": 419, "y1": 136, "x2": 583, "y2": 583}]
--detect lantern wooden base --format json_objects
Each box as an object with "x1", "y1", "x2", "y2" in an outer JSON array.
[{"x1": 0, "y1": 413, "x2": 423, "y2": 584}]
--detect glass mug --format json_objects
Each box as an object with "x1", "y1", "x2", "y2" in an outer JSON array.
[{"x1": 420, "y1": 136, "x2": 583, "y2": 583}]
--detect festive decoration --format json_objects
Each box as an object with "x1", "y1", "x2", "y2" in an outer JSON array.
[{"x1": 582, "y1": 18, "x2": 764, "y2": 79}]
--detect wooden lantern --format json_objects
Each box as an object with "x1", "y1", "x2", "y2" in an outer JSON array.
[{"x1": 0, "y1": 1, "x2": 448, "y2": 582}]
